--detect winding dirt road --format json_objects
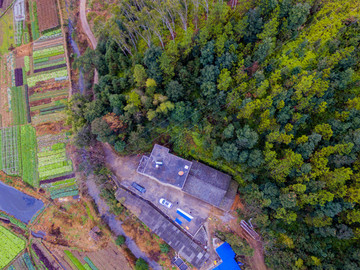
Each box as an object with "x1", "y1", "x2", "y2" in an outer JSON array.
[{"x1": 79, "y1": 0, "x2": 98, "y2": 84}]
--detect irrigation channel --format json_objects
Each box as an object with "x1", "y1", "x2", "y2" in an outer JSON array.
[
  {"x1": 64, "y1": 0, "x2": 85, "y2": 94},
  {"x1": 86, "y1": 178, "x2": 161, "y2": 270},
  {"x1": 0, "y1": 181, "x2": 44, "y2": 223}
]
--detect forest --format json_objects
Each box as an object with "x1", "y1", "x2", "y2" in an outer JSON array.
[{"x1": 68, "y1": 0, "x2": 360, "y2": 269}]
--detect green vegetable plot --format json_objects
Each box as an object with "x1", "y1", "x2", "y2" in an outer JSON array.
[
  {"x1": 27, "y1": 68, "x2": 68, "y2": 87},
  {"x1": 64, "y1": 250, "x2": 86, "y2": 270},
  {"x1": 33, "y1": 45, "x2": 65, "y2": 59},
  {"x1": 20, "y1": 125, "x2": 39, "y2": 187},
  {"x1": 38, "y1": 145, "x2": 73, "y2": 181},
  {"x1": 0, "y1": 226, "x2": 26, "y2": 269},
  {"x1": 11, "y1": 86, "x2": 29, "y2": 125}
]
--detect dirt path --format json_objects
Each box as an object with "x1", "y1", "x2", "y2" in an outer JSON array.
[
  {"x1": 228, "y1": 219, "x2": 267, "y2": 270},
  {"x1": 79, "y1": 0, "x2": 98, "y2": 84}
]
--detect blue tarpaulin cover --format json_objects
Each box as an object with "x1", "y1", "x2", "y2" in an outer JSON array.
[
  {"x1": 175, "y1": 218, "x2": 183, "y2": 225},
  {"x1": 176, "y1": 209, "x2": 192, "y2": 222},
  {"x1": 214, "y1": 242, "x2": 242, "y2": 270}
]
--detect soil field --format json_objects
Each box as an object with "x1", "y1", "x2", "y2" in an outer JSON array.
[
  {"x1": 36, "y1": 0, "x2": 59, "y2": 32},
  {"x1": 0, "y1": 56, "x2": 13, "y2": 126},
  {"x1": 50, "y1": 241, "x2": 132, "y2": 270},
  {"x1": 31, "y1": 199, "x2": 107, "y2": 250}
]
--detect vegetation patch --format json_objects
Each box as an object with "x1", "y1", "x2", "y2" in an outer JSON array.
[{"x1": 0, "y1": 225, "x2": 26, "y2": 269}]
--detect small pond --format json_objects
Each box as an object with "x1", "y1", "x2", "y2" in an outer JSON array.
[{"x1": 0, "y1": 181, "x2": 44, "y2": 224}]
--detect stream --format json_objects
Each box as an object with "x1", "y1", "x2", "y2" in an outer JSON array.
[
  {"x1": 64, "y1": 0, "x2": 85, "y2": 94},
  {"x1": 86, "y1": 178, "x2": 161, "y2": 270}
]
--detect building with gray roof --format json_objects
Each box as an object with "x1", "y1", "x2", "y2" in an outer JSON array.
[{"x1": 138, "y1": 144, "x2": 238, "y2": 211}]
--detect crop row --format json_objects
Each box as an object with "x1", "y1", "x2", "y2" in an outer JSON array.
[
  {"x1": 34, "y1": 58, "x2": 65, "y2": 68},
  {"x1": 15, "y1": 21, "x2": 24, "y2": 46},
  {"x1": 33, "y1": 57, "x2": 49, "y2": 64},
  {"x1": 30, "y1": 1, "x2": 40, "y2": 40},
  {"x1": 1, "y1": 126, "x2": 21, "y2": 176},
  {"x1": 39, "y1": 164, "x2": 73, "y2": 181},
  {"x1": 34, "y1": 63, "x2": 67, "y2": 74},
  {"x1": 84, "y1": 257, "x2": 99, "y2": 270},
  {"x1": 24, "y1": 56, "x2": 30, "y2": 72},
  {"x1": 11, "y1": 86, "x2": 29, "y2": 125},
  {"x1": 42, "y1": 28, "x2": 62, "y2": 37},
  {"x1": 39, "y1": 173, "x2": 75, "y2": 185},
  {"x1": 41, "y1": 177, "x2": 76, "y2": 189},
  {"x1": 33, "y1": 45, "x2": 64, "y2": 59},
  {"x1": 30, "y1": 98, "x2": 66, "y2": 112},
  {"x1": 51, "y1": 189, "x2": 79, "y2": 199},
  {"x1": 29, "y1": 88, "x2": 68, "y2": 101},
  {"x1": 38, "y1": 160, "x2": 72, "y2": 173},
  {"x1": 27, "y1": 68, "x2": 68, "y2": 87},
  {"x1": 20, "y1": 125, "x2": 39, "y2": 187},
  {"x1": 0, "y1": 213, "x2": 27, "y2": 230},
  {"x1": 64, "y1": 250, "x2": 86, "y2": 270},
  {"x1": 38, "y1": 151, "x2": 67, "y2": 166},
  {"x1": 38, "y1": 147, "x2": 66, "y2": 158},
  {"x1": 31, "y1": 111, "x2": 67, "y2": 125},
  {"x1": 50, "y1": 185, "x2": 78, "y2": 197},
  {"x1": 32, "y1": 243, "x2": 53, "y2": 270},
  {"x1": 8, "y1": 252, "x2": 36, "y2": 270}
]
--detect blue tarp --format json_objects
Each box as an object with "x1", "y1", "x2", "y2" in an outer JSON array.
[
  {"x1": 214, "y1": 242, "x2": 241, "y2": 270},
  {"x1": 176, "y1": 210, "x2": 192, "y2": 222},
  {"x1": 175, "y1": 218, "x2": 182, "y2": 225}
]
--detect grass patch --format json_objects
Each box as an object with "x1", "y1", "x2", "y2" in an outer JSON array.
[{"x1": 0, "y1": 11, "x2": 15, "y2": 55}]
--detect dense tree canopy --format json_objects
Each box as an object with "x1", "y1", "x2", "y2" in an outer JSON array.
[{"x1": 69, "y1": 0, "x2": 360, "y2": 268}]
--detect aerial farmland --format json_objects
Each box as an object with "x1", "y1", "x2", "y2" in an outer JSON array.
[{"x1": 0, "y1": 1, "x2": 133, "y2": 269}]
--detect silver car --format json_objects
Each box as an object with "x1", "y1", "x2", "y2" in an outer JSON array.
[{"x1": 159, "y1": 198, "x2": 172, "y2": 208}]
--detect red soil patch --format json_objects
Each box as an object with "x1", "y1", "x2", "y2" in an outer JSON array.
[
  {"x1": 36, "y1": 0, "x2": 59, "y2": 32},
  {"x1": 231, "y1": 194, "x2": 245, "y2": 212},
  {"x1": 30, "y1": 97, "x2": 52, "y2": 107},
  {"x1": 35, "y1": 121, "x2": 70, "y2": 135}
]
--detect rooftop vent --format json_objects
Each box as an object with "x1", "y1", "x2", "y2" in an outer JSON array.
[
  {"x1": 184, "y1": 165, "x2": 189, "y2": 169},
  {"x1": 155, "y1": 161, "x2": 163, "y2": 168}
]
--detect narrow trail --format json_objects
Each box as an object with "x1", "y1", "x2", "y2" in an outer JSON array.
[{"x1": 79, "y1": 0, "x2": 98, "y2": 84}]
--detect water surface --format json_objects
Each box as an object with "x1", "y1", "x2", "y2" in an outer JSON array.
[{"x1": 0, "y1": 181, "x2": 44, "y2": 224}]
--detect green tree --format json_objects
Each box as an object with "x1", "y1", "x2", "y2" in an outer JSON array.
[
  {"x1": 133, "y1": 64, "x2": 148, "y2": 87},
  {"x1": 135, "y1": 258, "x2": 149, "y2": 270},
  {"x1": 159, "y1": 243, "x2": 170, "y2": 254},
  {"x1": 115, "y1": 235, "x2": 126, "y2": 246},
  {"x1": 166, "y1": 80, "x2": 185, "y2": 101}
]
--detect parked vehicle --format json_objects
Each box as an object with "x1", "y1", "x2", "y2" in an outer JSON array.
[
  {"x1": 131, "y1": 182, "x2": 146, "y2": 193},
  {"x1": 159, "y1": 198, "x2": 172, "y2": 208}
]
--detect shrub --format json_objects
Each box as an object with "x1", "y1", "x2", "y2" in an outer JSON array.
[
  {"x1": 159, "y1": 243, "x2": 170, "y2": 254},
  {"x1": 135, "y1": 258, "x2": 149, "y2": 270},
  {"x1": 115, "y1": 235, "x2": 126, "y2": 246}
]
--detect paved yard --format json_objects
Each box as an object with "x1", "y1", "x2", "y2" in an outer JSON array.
[
  {"x1": 116, "y1": 187, "x2": 210, "y2": 269},
  {"x1": 104, "y1": 145, "x2": 212, "y2": 236}
]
